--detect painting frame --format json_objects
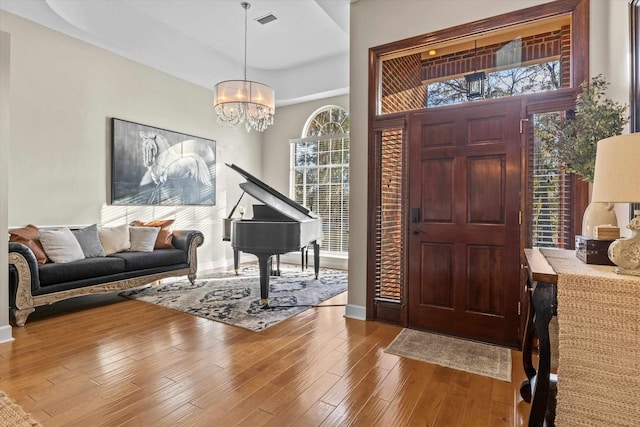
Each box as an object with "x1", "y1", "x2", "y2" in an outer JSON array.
[{"x1": 111, "y1": 118, "x2": 216, "y2": 206}]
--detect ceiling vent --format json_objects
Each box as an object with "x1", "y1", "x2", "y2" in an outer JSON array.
[{"x1": 256, "y1": 13, "x2": 277, "y2": 25}]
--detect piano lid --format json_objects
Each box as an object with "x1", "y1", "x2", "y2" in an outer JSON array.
[{"x1": 226, "y1": 163, "x2": 316, "y2": 222}]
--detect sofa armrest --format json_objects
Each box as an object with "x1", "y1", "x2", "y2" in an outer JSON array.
[
  {"x1": 9, "y1": 242, "x2": 41, "y2": 293},
  {"x1": 171, "y1": 230, "x2": 204, "y2": 254},
  {"x1": 171, "y1": 230, "x2": 204, "y2": 278},
  {"x1": 8, "y1": 243, "x2": 40, "y2": 322}
]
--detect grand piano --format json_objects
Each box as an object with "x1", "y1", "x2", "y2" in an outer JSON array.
[{"x1": 225, "y1": 163, "x2": 323, "y2": 307}]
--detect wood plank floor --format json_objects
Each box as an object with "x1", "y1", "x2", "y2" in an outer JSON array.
[{"x1": 0, "y1": 279, "x2": 534, "y2": 426}]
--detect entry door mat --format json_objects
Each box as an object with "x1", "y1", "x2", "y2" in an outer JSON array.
[
  {"x1": 121, "y1": 265, "x2": 347, "y2": 332},
  {"x1": 384, "y1": 328, "x2": 512, "y2": 382}
]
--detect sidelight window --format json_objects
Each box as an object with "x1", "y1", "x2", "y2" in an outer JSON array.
[{"x1": 529, "y1": 111, "x2": 575, "y2": 248}]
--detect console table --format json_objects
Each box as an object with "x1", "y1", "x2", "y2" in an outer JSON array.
[{"x1": 522, "y1": 248, "x2": 640, "y2": 427}]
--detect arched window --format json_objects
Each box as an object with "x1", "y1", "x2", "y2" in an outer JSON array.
[{"x1": 290, "y1": 106, "x2": 350, "y2": 256}]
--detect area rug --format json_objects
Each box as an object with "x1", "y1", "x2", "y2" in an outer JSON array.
[
  {"x1": 0, "y1": 391, "x2": 41, "y2": 427},
  {"x1": 384, "y1": 329, "x2": 512, "y2": 382},
  {"x1": 121, "y1": 265, "x2": 347, "y2": 331}
]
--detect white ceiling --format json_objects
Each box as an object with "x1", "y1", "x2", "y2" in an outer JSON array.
[{"x1": 0, "y1": 0, "x2": 351, "y2": 106}]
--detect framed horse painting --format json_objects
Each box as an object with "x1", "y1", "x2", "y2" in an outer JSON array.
[{"x1": 111, "y1": 118, "x2": 216, "y2": 206}]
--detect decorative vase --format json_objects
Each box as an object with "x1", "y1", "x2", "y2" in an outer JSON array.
[
  {"x1": 581, "y1": 202, "x2": 617, "y2": 237},
  {"x1": 608, "y1": 215, "x2": 640, "y2": 275}
]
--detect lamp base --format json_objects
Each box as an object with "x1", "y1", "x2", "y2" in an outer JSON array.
[{"x1": 608, "y1": 214, "x2": 640, "y2": 275}]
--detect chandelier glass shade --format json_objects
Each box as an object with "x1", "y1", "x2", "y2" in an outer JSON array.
[{"x1": 213, "y1": 2, "x2": 275, "y2": 132}]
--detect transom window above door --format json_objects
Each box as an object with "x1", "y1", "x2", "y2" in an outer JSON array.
[{"x1": 378, "y1": 14, "x2": 572, "y2": 114}]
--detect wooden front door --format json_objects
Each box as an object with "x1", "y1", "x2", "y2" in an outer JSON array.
[{"x1": 407, "y1": 98, "x2": 522, "y2": 346}]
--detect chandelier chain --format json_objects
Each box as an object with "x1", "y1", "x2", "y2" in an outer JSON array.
[{"x1": 243, "y1": 2, "x2": 248, "y2": 80}]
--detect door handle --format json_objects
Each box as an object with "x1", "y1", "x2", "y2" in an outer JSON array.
[
  {"x1": 411, "y1": 208, "x2": 420, "y2": 223},
  {"x1": 412, "y1": 228, "x2": 423, "y2": 235}
]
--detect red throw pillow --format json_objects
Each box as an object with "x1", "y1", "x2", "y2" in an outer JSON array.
[
  {"x1": 131, "y1": 219, "x2": 174, "y2": 249},
  {"x1": 9, "y1": 224, "x2": 49, "y2": 264}
]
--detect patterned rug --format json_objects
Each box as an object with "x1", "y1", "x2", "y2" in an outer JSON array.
[
  {"x1": 121, "y1": 264, "x2": 347, "y2": 331},
  {"x1": 0, "y1": 391, "x2": 41, "y2": 426},
  {"x1": 384, "y1": 329, "x2": 512, "y2": 382}
]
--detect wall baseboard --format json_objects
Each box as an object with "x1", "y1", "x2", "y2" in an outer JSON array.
[
  {"x1": 344, "y1": 304, "x2": 366, "y2": 320},
  {"x1": 0, "y1": 325, "x2": 14, "y2": 344}
]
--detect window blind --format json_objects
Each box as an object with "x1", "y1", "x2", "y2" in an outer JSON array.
[{"x1": 291, "y1": 135, "x2": 349, "y2": 255}]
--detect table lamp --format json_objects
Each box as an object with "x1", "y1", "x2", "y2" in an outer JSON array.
[{"x1": 591, "y1": 133, "x2": 640, "y2": 276}]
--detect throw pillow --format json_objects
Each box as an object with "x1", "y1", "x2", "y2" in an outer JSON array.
[
  {"x1": 131, "y1": 219, "x2": 175, "y2": 249},
  {"x1": 71, "y1": 224, "x2": 106, "y2": 258},
  {"x1": 98, "y1": 224, "x2": 131, "y2": 255},
  {"x1": 9, "y1": 224, "x2": 49, "y2": 264},
  {"x1": 39, "y1": 227, "x2": 85, "y2": 263},
  {"x1": 129, "y1": 226, "x2": 161, "y2": 252}
]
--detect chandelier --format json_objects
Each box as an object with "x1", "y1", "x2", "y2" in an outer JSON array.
[{"x1": 213, "y1": 2, "x2": 275, "y2": 132}]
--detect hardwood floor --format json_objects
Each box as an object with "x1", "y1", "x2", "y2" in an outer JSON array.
[{"x1": 0, "y1": 283, "x2": 533, "y2": 426}]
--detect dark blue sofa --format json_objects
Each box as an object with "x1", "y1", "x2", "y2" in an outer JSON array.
[{"x1": 8, "y1": 229, "x2": 203, "y2": 326}]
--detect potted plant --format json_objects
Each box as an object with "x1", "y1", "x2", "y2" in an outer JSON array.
[{"x1": 537, "y1": 74, "x2": 629, "y2": 236}]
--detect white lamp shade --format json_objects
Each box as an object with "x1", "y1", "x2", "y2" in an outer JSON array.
[
  {"x1": 213, "y1": 79, "x2": 275, "y2": 132},
  {"x1": 591, "y1": 133, "x2": 640, "y2": 203},
  {"x1": 213, "y1": 80, "x2": 275, "y2": 110}
]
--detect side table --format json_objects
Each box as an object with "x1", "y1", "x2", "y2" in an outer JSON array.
[
  {"x1": 521, "y1": 248, "x2": 557, "y2": 426},
  {"x1": 521, "y1": 248, "x2": 640, "y2": 426}
]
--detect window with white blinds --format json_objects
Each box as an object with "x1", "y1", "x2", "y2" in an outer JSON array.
[
  {"x1": 530, "y1": 111, "x2": 575, "y2": 248},
  {"x1": 290, "y1": 106, "x2": 349, "y2": 256}
]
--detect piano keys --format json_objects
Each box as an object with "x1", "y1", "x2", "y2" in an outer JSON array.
[{"x1": 225, "y1": 163, "x2": 323, "y2": 307}]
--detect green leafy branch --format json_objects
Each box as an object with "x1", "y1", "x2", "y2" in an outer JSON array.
[{"x1": 537, "y1": 74, "x2": 628, "y2": 182}]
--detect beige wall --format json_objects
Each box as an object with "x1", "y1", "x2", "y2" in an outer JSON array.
[
  {"x1": 589, "y1": 0, "x2": 633, "y2": 236},
  {"x1": 347, "y1": 0, "x2": 633, "y2": 316},
  {"x1": 0, "y1": 10, "x2": 263, "y2": 273},
  {"x1": 1, "y1": 31, "x2": 11, "y2": 342}
]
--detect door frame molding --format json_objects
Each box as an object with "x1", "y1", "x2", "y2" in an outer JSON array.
[{"x1": 366, "y1": 0, "x2": 589, "y2": 325}]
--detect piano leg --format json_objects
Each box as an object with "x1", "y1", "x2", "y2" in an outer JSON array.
[
  {"x1": 313, "y1": 241, "x2": 320, "y2": 279},
  {"x1": 269, "y1": 255, "x2": 281, "y2": 276},
  {"x1": 233, "y1": 249, "x2": 240, "y2": 275},
  {"x1": 257, "y1": 253, "x2": 272, "y2": 307}
]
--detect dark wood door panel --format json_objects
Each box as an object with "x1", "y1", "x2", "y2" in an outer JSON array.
[
  {"x1": 417, "y1": 242, "x2": 454, "y2": 308},
  {"x1": 421, "y1": 158, "x2": 454, "y2": 222},
  {"x1": 466, "y1": 244, "x2": 507, "y2": 315},
  {"x1": 408, "y1": 98, "x2": 522, "y2": 346},
  {"x1": 421, "y1": 122, "x2": 455, "y2": 147},
  {"x1": 467, "y1": 115, "x2": 509, "y2": 145},
  {"x1": 467, "y1": 155, "x2": 506, "y2": 224}
]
